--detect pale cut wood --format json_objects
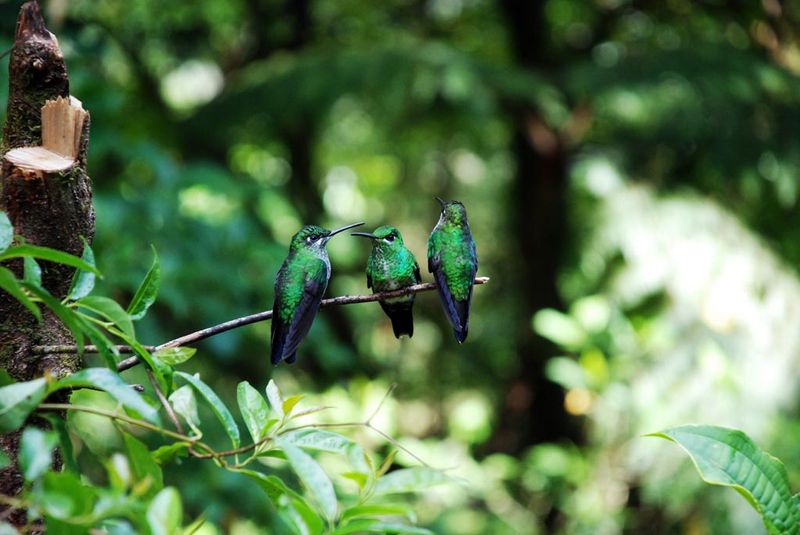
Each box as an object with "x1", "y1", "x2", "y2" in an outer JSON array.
[{"x1": 2, "y1": 96, "x2": 86, "y2": 173}]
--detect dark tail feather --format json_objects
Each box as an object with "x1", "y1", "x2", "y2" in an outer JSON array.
[
  {"x1": 432, "y1": 269, "x2": 472, "y2": 343},
  {"x1": 380, "y1": 301, "x2": 415, "y2": 338},
  {"x1": 270, "y1": 318, "x2": 288, "y2": 365}
]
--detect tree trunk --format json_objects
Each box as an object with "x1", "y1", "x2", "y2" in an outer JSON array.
[
  {"x1": 488, "y1": 0, "x2": 582, "y2": 452},
  {"x1": 0, "y1": 1, "x2": 94, "y2": 520}
]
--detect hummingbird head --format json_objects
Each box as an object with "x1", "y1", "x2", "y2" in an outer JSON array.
[
  {"x1": 352, "y1": 225, "x2": 406, "y2": 250},
  {"x1": 435, "y1": 197, "x2": 468, "y2": 224},
  {"x1": 290, "y1": 222, "x2": 365, "y2": 251}
]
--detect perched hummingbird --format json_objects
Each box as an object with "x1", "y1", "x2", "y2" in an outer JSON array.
[
  {"x1": 427, "y1": 197, "x2": 478, "y2": 343},
  {"x1": 352, "y1": 226, "x2": 421, "y2": 338},
  {"x1": 271, "y1": 222, "x2": 364, "y2": 365}
]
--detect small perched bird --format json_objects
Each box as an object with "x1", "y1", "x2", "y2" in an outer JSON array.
[
  {"x1": 271, "y1": 222, "x2": 364, "y2": 365},
  {"x1": 352, "y1": 226, "x2": 421, "y2": 338},
  {"x1": 427, "y1": 197, "x2": 478, "y2": 343}
]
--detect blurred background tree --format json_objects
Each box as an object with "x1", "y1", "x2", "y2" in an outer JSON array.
[{"x1": 3, "y1": 0, "x2": 800, "y2": 533}]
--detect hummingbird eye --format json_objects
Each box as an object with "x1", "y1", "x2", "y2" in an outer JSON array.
[{"x1": 385, "y1": 234, "x2": 395, "y2": 242}]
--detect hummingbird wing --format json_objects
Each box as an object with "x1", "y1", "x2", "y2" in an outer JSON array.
[
  {"x1": 366, "y1": 269, "x2": 373, "y2": 290},
  {"x1": 271, "y1": 260, "x2": 329, "y2": 364},
  {"x1": 428, "y1": 250, "x2": 473, "y2": 343}
]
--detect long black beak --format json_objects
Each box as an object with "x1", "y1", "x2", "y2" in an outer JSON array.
[
  {"x1": 327, "y1": 221, "x2": 365, "y2": 239},
  {"x1": 435, "y1": 196, "x2": 447, "y2": 209},
  {"x1": 351, "y1": 232, "x2": 378, "y2": 240}
]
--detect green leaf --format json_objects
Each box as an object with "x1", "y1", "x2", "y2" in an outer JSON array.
[
  {"x1": 282, "y1": 394, "x2": 304, "y2": 416},
  {"x1": 123, "y1": 433, "x2": 163, "y2": 498},
  {"x1": 237, "y1": 469, "x2": 323, "y2": 534},
  {"x1": 74, "y1": 314, "x2": 119, "y2": 369},
  {"x1": 0, "y1": 377, "x2": 48, "y2": 433},
  {"x1": 67, "y1": 239, "x2": 96, "y2": 300},
  {"x1": 331, "y1": 520, "x2": 433, "y2": 535},
  {"x1": 19, "y1": 427, "x2": 58, "y2": 482},
  {"x1": 23, "y1": 256, "x2": 41, "y2": 286},
  {"x1": 147, "y1": 487, "x2": 182, "y2": 535},
  {"x1": 650, "y1": 425, "x2": 800, "y2": 535},
  {"x1": 56, "y1": 368, "x2": 160, "y2": 425},
  {"x1": 237, "y1": 381, "x2": 271, "y2": 444},
  {"x1": 175, "y1": 371, "x2": 240, "y2": 449},
  {"x1": 168, "y1": 385, "x2": 200, "y2": 433},
  {"x1": 39, "y1": 470, "x2": 96, "y2": 520},
  {"x1": 0, "y1": 211, "x2": 12, "y2": 252},
  {"x1": 377, "y1": 450, "x2": 398, "y2": 478},
  {"x1": 152, "y1": 443, "x2": 190, "y2": 465},
  {"x1": 0, "y1": 450, "x2": 9, "y2": 470},
  {"x1": 24, "y1": 283, "x2": 84, "y2": 352},
  {"x1": 153, "y1": 346, "x2": 197, "y2": 366},
  {"x1": 0, "y1": 244, "x2": 101, "y2": 275},
  {"x1": 373, "y1": 468, "x2": 450, "y2": 495},
  {"x1": 127, "y1": 247, "x2": 160, "y2": 320},
  {"x1": 77, "y1": 295, "x2": 135, "y2": 339},
  {"x1": 278, "y1": 440, "x2": 338, "y2": 521},
  {"x1": 340, "y1": 504, "x2": 415, "y2": 524},
  {"x1": 280, "y1": 429, "x2": 356, "y2": 455},
  {"x1": 41, "y1": 413, "x2": 78, "y2": 473},
  {"x1": 266, "y1": 379, "x2": 283, "y2": 419},
  {"x1": 0, "y1": 267, "x2": 41, "y2": 321},
  {"x1": 341, "y1": 472, "x2": 369, "y2": 490}
]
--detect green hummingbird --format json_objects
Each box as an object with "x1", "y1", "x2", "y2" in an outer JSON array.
[
  {"x1": 427, "y1": 197, "x2": 478, "y2": 343},
  {"x1": 352, "y1": 226, "x2": 421, "y2": 338},
  {"x1": 271, "y1": 221, "x2": 364, "y2": 365}
]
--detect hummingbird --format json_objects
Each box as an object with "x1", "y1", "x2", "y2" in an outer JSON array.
[
  {"x1": 352, "y1": 226, "x2": 421, "y2": 338},
  {"x1": 427, "y1": 197, "x2": 477, "y2": 343},
  {"x1": 271, "y1": 222, "x2": 364, "y2": 365}
]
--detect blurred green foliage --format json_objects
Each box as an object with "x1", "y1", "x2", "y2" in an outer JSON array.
[{"x1": 4, "y1": 0, "x2": 800, "y2": 532}]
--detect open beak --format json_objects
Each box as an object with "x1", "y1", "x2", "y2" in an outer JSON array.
[
  {"x1": 351, "y1": 232, "x2": 378, "y2": 240},
  {"x1": 326, "y1": 221, "x2": 365, "y2": 242},
  {"x1": 435, "y1": 196, "x2": 447, "y2": 209}
]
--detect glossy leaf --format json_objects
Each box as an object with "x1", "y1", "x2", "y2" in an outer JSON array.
[
  {"x1": 282, "y1": 394, "x2": 304, "y2": 416},
  {"x1": 278, "y1": 440, "x2": 338, "y2": 521},
  {"x1": 77, "y1": 295, "x2": 135, "y2": 339},
  {"x1": 340, "y1": 503, "x2": 415, "y2": 524},
  {"x1": 74, "y1": 314, "x2": 119, "y2": 369},
  {"x1": 127, "y1": 247, "x2": 160, "y2": 320},
  {"x1": 56, "y1": 368, "x2": 160, "y2": 425},
  {"x1": 0, "y1": 211, "x2": 11, "y2": 252},
  {"x1": 38, "y1": 470, "x2": 96, "y2": 520},
  {"x1": 175, "y1": 371, "x2": 240, "y2": 448},
  {"x1": 147, "y1": 487, "x2": 183, "y2": 535},
  {"x1": 153, "y1": 346, "x2": 197, "y2": 366},
  {"x1": 0, "y1": 244, "x2": 101, "y2": 275},
  {"x1": 152, "y1": 443, "x2": 190, "y2": 465},
  {"x1": 23, "y1": 256, "x2": 41, "y2": 286},
  {"x1": 0, "y1": 267, "x2": 41, "y2": 321},
  {"x1": 168, "y1": 385, "x2": 200, "y2": 432},
  {"x1": 19, "y1": 427, "x2": 58, "y2": 482},
  {"x1": 67, "y1": 239, "x2": 96, "y2": 300},
  {"x1": 266, "y1": 380, "x2": 283, "y2": 419},
  {"x1": 280, "y1": 429, "x2": 356, "y2": 455},
  {"x1": 331, "y1": 520, "x2": 433, "y2": 535},
  {"x1": 238, "y1": 469, "x2": 323, "y2": 534},
  {"x1": 237, "y1": 381, "x2": 270, "y2": 444},
  {"x1": 0, "y1": 377, "x2": 48, "y2": 433},
  {"x1": 41, "y1": 413, "x2": 78, "y2": 473},
  {"x1": 650, "y1": 425, "x2": 800, "y2": 535},
  {"x1": 124, "y1": 433, "x2": 164, "y2": 498},
  {"x1": 373, "y1": 467, "x2": 450, "y2": 495}
]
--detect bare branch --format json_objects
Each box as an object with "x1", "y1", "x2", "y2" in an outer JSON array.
[{"x1": 31, "y1": 276, "x2": 490, "y2": 373}]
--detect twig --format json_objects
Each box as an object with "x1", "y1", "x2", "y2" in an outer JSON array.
[
  {"x1": 146, "y1": 368, "x2": 184, "y2": 434},
  {"x1": 31, "y1": 276, "x2": 490, "y2": 374}
]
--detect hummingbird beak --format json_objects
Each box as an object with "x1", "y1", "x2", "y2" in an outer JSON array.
[
  {"x1": 325, "y1": 221, "x2": 365, "y2": 242},
  {"x1": 351, "y1": 232, "x2": 378, "y2": 240},
  {"x1": 435, "y1": 196, "x2": 447, "y2": 209}
]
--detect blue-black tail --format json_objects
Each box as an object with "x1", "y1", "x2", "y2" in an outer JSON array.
[
  {"x1": 380, "y1": 301, "x2": 415, "y2": 338},
  {"x1": 432, "y1": 269, "x2": 472, "y2": 343}
]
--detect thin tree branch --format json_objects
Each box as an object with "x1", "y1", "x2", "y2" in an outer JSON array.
[
  {"x1": 146, "y1": 368, "x2": 184, "y2": 434},
  {"x1": 32, "y1": 276, "x2": 490, "y2": 373}
]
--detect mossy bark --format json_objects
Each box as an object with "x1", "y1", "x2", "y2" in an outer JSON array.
[{"x1": 0, "y1": 1, "x2": 95, "y2": 520}]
